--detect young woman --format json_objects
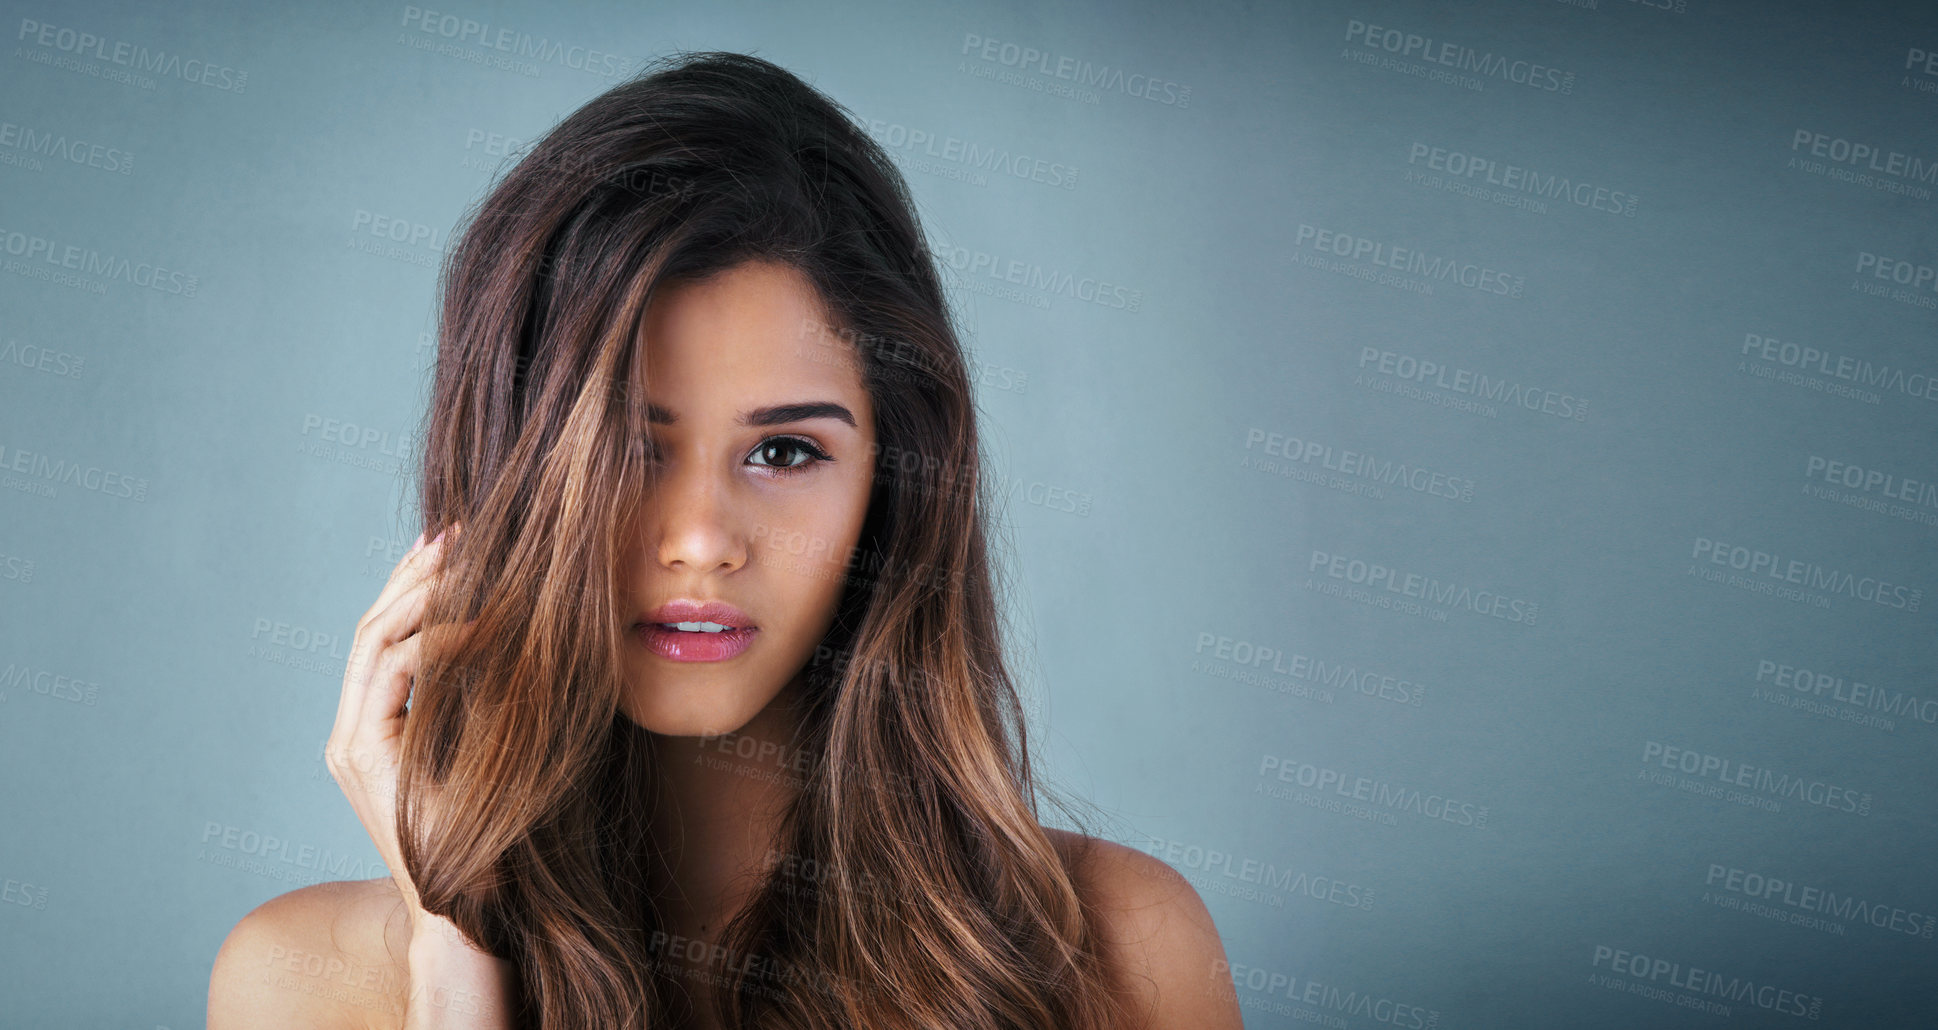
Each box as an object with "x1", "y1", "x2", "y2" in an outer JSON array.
[{"x1": 208, "y1": 51, "x2": 1242, "y2": 1030}]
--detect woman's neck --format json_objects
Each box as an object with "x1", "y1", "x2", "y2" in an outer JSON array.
[{"x1": 642, "y1": 678, "x2": 810, "y2": 938}]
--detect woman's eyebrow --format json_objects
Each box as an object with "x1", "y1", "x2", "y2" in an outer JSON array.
[{"x1": 646, "y1": 400, "x2": 857, "y2": 428}]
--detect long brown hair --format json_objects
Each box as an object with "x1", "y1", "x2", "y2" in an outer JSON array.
[{"x1": 399, "y1": 50, "x2": 1131, "y2": 1028}]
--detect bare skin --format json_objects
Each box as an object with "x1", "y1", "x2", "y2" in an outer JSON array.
[
  {"x1": 208, "y1": 259, "x2": 1244, "y2": 1029},
  {"x1": 612, "y1": 261, "x2": 879, "y2": 983},
  {"x1": 211, "y1": 260, "x2": 869, "y2": 1029},
  {"x1": 206, "y1": 516, "x2": 518, "y2": 1028}
]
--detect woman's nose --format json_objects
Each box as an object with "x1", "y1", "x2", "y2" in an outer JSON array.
[{"x1": 650, "y1": 461, "x2": 745, "y2": 573}]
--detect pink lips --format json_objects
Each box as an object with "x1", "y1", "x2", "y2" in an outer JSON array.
[{"x1": 634, "y1": 599, "x2": 758, "y2": 662}]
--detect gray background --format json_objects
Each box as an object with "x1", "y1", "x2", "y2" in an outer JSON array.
[{"x1": 2, "y1": 0, "x2": 1934, "y2": 1026}]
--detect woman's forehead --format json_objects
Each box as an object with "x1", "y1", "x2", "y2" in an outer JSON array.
[
  {"x1": 631, "y1": 262, "x2": 868, "y2": 420},
  {"x1": 639, "y1": 262, "x2": 825, "y2": 354}
]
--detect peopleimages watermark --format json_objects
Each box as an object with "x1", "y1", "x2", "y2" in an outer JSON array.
[
  {"x1": 1734, "y1": 330, "x2": 1938, "y2": 407},
  {"x1": 1131, "y1": 836, "x2": 1377, "y2": 911},
  {"x1": 0, "y1": 338, "x2": 86, "y2": 378},
  {"x1": 1307, "y1": 548, "x2": 1539, "y2": 624},
  {"x1": 1755, "y1": 657, "x2": 1938, "y2": 728},
  {"x1": 1908, "y1": 45, "x2": 1938, "y2": 93},
  {"x1": 859, "y1": 116, "x2": 1078, "y2": 190},
  {"x1": 0, "y1": 552, "x2": 35, "y2": 584},
  {"x1": 1193, "y1": 632, "x2": 1426, "y2": 707},
  {"x1": 1639, "y1": 740, "x2": 1873, "y2": 816},
  {"x1": 1293, "y1": 223, "x2": 1525, "y2": 296},
  {"x1": 1343, "y1": 18, "x2": 1576, "y2": 94},
  {"x1": 1, "y1": 874, "x2": 49, "y2": 911},
  {"x1": 0, "y1": 663, "x2": 101, "y2": 705},
  {"x1": 15, "y1": 17, "x2": 249, "y2": 92},
  {"x1": 0, "y1": 226, "x2": 198, "y2": 296},
  {"x1": 1357, "y1": 347, "x2": 1588, "y2": 420},
  {"x1": 0, "y1": 441, "x2": 149, "y2": 501},
  {"x1": 197, "y1": 821, "x2": 388, "y2": 883},
  {"x1": 0, "y1": 120, "x2": 134, "y2": 175},
  {"x1": 1690, "y1": 535, "x2": 1923, "y2": 612},
  {"x1": 397, "y1": 5, "x2": 628, "y2": 78},
  {"x1": 1790, "y1": 130, "x2": 1938, "y2": 188},
  {"x1": 1406, "y1": 142, "x2": 1637, "y2": 215},
  {"x1": 1740, "y1": 331, "x2": 1938, "y2": 401},
  {"x1": 1856, "y1": 250, "x2": 1938, "y2": 296},
  {"x1": 957, "y1": 33, "x2": 1191, "y2": 108},
  {"x1": 1704, "y1": 864, "x2": 1935, "y2": 940},
  {"x1": 1243, "y1": 428, "x2": 1475, "y2": 502},
  {"x1": 1588, "y1": 944, "x2": 1824, "y2": 1019},
  {"x1": 928, "y1": 241, "x2": 1141, "y2": 312},
  {"x1": 1805, "y1": 455, "x2": 1937, "y2": 504},
  {"x1": 1258, "y1": 754, "x2": 1489, "y2": 828},
  {"x1": 1219, "y1": 959, "x2": 1441, "y2": 1028}
]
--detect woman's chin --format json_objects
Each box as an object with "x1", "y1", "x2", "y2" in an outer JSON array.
[{"x1": 617, "y1": 687, "x2": 768, "y2": 740}]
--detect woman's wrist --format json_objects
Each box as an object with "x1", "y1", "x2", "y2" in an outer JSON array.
[
  {"x1": 407, "y1": 909, "x2": 478, "y2": 953},
  {"x1": 404, "y1": 912, "x2": 518, "y2": 1028}
]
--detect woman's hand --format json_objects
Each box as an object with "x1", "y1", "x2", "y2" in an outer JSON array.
[
  {"x1": 326, "y1": 523, "x2": 519, "y2": 1026},
  {"x1": 325, "y1": 524, "x2": 482, "y2": 942}
]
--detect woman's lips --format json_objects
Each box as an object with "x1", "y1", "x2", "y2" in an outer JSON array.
[
  {"x1": 642, "y1": 599, "x2": 754, "y2": 628},
  {"x1": 633, "y1": 622, "x2": 758, "y2": 662}
]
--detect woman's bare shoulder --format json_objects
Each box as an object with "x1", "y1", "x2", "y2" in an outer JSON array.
[
  {"x1": 207, "y1": 877, "x2": 411, "y2": 1030},
  {"x1": 1041, "y1": 826, "x2": 1246, "y2": 1029},
  {"x1": 1042, "y1": 826, "x2": 1191, "y2": 909}
]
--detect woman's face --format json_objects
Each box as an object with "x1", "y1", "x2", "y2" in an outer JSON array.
[{"x1": 616, "y1": 258, "x2": 876, "y2": 738}]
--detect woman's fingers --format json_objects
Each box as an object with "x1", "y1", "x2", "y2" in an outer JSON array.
[
  {"x1": 364, "y1": 522, "x2": 461, "y2": 630},
  {"x1": 359, "y1": 619, "x2": 476, "y2": 741},
  {"x1": 336, "y1": 522, "x2": 461, "y2": 739},
  {"x1": 325, "y1": 520, "x2": 469, "y2": 920},
  {"x1": 332, "y1": 588, "x2": 474, "y2": 801},
  {"x1": 334, "y1": 575, "x2": 437, "y2": 740}
]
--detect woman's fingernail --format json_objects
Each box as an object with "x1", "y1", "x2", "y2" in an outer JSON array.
[
  {"x1": 408, "y1": 531, "x2": 427, "y2": 553},
  {"x1": 432, "y1": 529, "x2": 448, "y2": 546}
]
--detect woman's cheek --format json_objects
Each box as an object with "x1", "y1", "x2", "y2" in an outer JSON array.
[{"x1": 767, "y1": 491, "x2": 856, "y2": 576}]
